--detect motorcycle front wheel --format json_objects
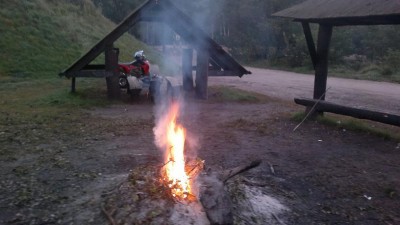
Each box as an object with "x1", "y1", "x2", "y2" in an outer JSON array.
[{"x1": 118, "y1": 75, "x2": 128, "y2": 89}]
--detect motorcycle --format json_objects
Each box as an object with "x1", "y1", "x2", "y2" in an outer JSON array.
[{"x1": 118, "y1": 57, "x2": 170, "y2": 101}]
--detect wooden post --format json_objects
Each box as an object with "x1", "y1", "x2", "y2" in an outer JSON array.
[
  {"x1": 182, "y1": 48, "x2": 194, "y2": 91},
  {"x1": 105, "y1": 45, "x2": 120, "y2": 99},
  {"x1": 195, "y1": 49, "x2": 209, "y2": 99},
  {"x1": 301, "y1": 22, "x2": 317, "y2": 69},
  {"x1": 314, "y1": 25, "x2": 332, "y2": 100},
  {"x1": 311, "y1": 24, "x2": 333, "y2": 116},
  {"x1": 71, "y1": 77, "x2": 76, "y2": 93}
]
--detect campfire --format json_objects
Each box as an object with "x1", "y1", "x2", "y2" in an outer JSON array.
[
  {"x1": 160, "y1": 101, "x2": 202, "y2": 201},
  {"x1": 100, "y1": 100, "x2": 288, "y2": 225}
]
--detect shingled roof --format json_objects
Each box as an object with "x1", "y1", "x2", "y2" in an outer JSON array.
[{"x1": 272, "y1": 0, "x2": 400, "y2": 25}]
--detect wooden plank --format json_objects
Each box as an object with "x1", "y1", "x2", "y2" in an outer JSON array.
[
  {"x1": 313, "y1": 24, "x2": 333, "y2": 101},
  {"x1": 182, "y1": 48, "x2": 194, "y2": 91},
  {"x1": 82, "y1": 64, "x2": 106, "y2": 70},
  {"x1": 64, "y1": 70, "x2": 113, "y2": 78},
  {"x1": 208, "y1": 70, "x2": 242, "y2": 77},
  {"x1": 294, "y1": 98, "x2": 400, "y2": 126},
  {"x1": 294, "y1": 15, "x2": 400, "y2": 26},
  {"x1": 301, "y1": 22, "x2": 317, "y2": 69}
]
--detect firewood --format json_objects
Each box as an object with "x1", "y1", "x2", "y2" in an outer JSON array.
[
  {"x1": 199, "y1": 159, "x2": 262, "y2": 225},
  {"x1": 220, "y1": 159, "x2": 262, "y2": 182}
]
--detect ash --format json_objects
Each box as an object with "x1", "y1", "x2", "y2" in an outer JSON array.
[
  {"x1": 101, "y1": 165, "x2": 289, "y2": 225},
  {"x1": 101, "y1": 164, "x2": 208, "y2": 225},
  {"x1": 227, "y1": 178, "x2": 290, "y2": 225}
]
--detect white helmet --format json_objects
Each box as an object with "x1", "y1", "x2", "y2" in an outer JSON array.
[{"x1": 134, "y1": 50, "x2": 145, "y2": 60}]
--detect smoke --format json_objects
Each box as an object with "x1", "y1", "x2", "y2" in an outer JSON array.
[
  {"x1": 149, "y1": 0, "x2": 209, "y2": 150},
  {"x1": 151, "y1": 0, "x2": 225, "y2": 157}
]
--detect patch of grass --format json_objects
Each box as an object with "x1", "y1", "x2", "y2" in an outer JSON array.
[
  {"x1": 0, "y1": 77, "x2": 114, "y2": 128},
  {"x1": 291, "y1": 112, "x2": 400, "y2": 141},
  {"x1": 208, "y1": 85, "x2": 273, "y2": 103},
  {"x1": 224, "y1": 118, "x2": 272, "y2": 135},
  {"x1": 0, "y1": 0, "x2": 162, "y2": 79}
]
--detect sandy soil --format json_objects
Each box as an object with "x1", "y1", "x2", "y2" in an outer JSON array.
[{"x1": 1, "y1": 69, "x2": 400, "y2": 224}]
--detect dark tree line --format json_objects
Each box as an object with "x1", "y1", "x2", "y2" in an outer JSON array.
[{"x1": 89, "y1": 0, "x2": 400, "y2": 76}]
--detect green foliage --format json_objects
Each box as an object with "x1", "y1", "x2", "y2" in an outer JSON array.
[
  {"x1": 381, "y1": 49, "x2": 400, "y2": 76},
  {"x1": 291, "y1": 112, "x2": 400, "y2": 141}
]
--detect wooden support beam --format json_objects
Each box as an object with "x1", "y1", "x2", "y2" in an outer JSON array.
[
  {"x1": 182, "y1": 48, "x2": 194, "y2": 91},
  {"x1": 313, "y1": 24, "x2": 332, "y2": 101},
  {"x1": 301, "y1": 22, "x2": 317, "y2": 69},
  {"x1": 195, "y1": 49, "x2": 209, "y2": 99},
  {"x1": 71, "y1": 77, "x2": 76, "y2": 93},
  {"x1": 105, "y1": 46, "x2": 120, "y2": 99},
  {"x1": 208, "y1": 70, "x2": 242, "y2": 77},
  {"x1": 294, "y1": 98, "x2": 400, "y2": 127},
  {"x1": 65, "y1": 70, "x2": 113, "y2": 78}
]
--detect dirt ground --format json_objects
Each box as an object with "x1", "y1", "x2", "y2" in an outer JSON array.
[{"x1": 1, "y1": 71, "x2": 400, "y2": 224}]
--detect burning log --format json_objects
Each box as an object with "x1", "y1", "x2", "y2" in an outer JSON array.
[{"x1": 199, "y1": 159, "x2": 262, "y2": 225}]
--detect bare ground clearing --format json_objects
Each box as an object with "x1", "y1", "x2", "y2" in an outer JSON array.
[{"x1": 1, "y1": 69, "x2": 400, "y2": 224}]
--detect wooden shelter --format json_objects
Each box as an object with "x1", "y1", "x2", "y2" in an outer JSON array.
[
  {"x1": 273, "y1": 0, "x2": 400, "y2": 126},
  {"x1": 60, "y1": 0, "x2": 250, "y2": 99}
]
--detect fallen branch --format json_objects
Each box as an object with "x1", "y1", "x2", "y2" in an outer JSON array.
[
  {"x1": 293, "y1": 87, "x2": 331, "y2": 132},
  {"x1": 101, "y1": 204, "x2": 116, "y2": 225},
  {"x1": 221, "y1": 159, "x2": 262, "y2": 183}
]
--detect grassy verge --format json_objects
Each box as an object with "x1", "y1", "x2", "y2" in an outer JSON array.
[
  {"x1": 292, "y1": 112, "x2": 400, "y2": 141},
  {"x1": 0, "y1": 77, "x2": 111, "y2": 127}
]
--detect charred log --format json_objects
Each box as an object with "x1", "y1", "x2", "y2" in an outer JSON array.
[{"x1": 199, "y1": 160, "x2": 262, "y2": 225}]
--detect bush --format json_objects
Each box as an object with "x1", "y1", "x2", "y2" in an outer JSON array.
[{"x1": 382, "y1": 49, "x2": 400, "y2": 71}]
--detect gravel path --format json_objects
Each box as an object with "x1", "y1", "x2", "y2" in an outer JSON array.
[{"x1": 209, "y1": 67, "x2": 400, "y2": 115}]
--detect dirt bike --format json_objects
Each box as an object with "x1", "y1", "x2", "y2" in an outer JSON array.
[{"x1": 118, "y1": 59, "x2": 170, "y2": 100}]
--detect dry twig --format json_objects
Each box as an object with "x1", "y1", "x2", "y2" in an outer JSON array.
[
  {"x1": 272, "y1": 212, "x2": 286, "y2": 225},
  {"x1": 267, "y1": 161, "x2": 275, "y2": 175},
  {"x1": 293, "y1": 87, "x2": 331, "y2": 132},
  {"x1": 101, "y1": 204, "x2": 116, "y2": 225}
]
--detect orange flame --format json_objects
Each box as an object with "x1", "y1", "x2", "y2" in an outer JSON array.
[{"x1": 162, "y1": 102, "x2": 191, "y2": 200}]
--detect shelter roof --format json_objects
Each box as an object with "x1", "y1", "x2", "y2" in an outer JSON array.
[
  {"x1": 61, "y1": 0, "x2": 250, "y2": 77},
  {"x1": 272, "y1": 0, "x2": 400, "y2": 25}
]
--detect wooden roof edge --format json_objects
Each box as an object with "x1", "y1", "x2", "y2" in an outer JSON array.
[
  {"x1": 271, "y1": 14, "x2": 400, "y2": 26},
  {"x1": 271, "y1": 0, "x2": 400, "y2": 26}
]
